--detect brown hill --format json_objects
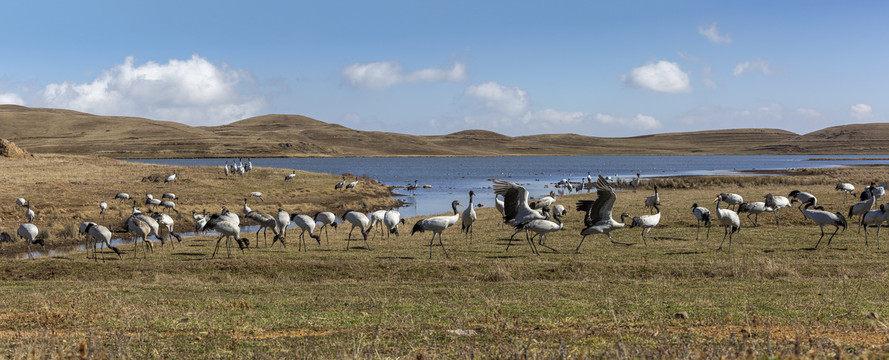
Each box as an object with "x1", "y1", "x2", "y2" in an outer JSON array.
[{"x1": 1, "y1": 105, "x2": 882, "y2": 158}]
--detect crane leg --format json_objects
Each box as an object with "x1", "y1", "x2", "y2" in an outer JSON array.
[
  {"x1": 212, "y1": 235, "x2": 224, "y2": 258},
  {"x1": 574, "y1": 235, "x2": 587, "y2": 253},
  {"x1": 429, "y1": 233, "x2": 435, "y2": 259},
  {"x1": 717, "y1": 227, "x2": 728, "y2": 252},
  {"x1": 525, "y1": 229, "x2": 538, "y2": 256},
  {"x1": 813, "y1": 226, "x2": 826, "y2": 249},
  {"x1": 706, "y1": 225, "x2": 711, "y2": 240},
  {"x1": 826, "y1": 226, "x2": 841, "y2": 247},
  {"x1": 346, "y1": 228, "x2": 353, "y2": 250},
  {"x1": 438, "y1": 233, "x2": 449, "y2": 259}
]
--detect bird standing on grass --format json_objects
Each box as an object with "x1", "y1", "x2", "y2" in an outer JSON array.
[
  {"x1": 630, "y1": 204, "x2": 661, "y2": 245},
  {"x1": 801, "y1": 198, "x2": 846, "y2": 249},
  {"x1": 576, "y1": 175, "x2": 631, "y2": 251},
  {"x1": 342, "y1": 210, "x2": 371, "y2": 250},
  {"x1": 765, "y1": 193, "x2": 792, "y2": 225},
  {"x1": 461, "y1": 191, "x2": 477, "y2": 243},
  {"x1": 346, "y1": 176, "x2": 359, "y2": 190},
  {"x1": 290, "y1": 214, "x2": 322, "y2": 251},
  {"x1": 713, "y1": 196, "x2": 741, "y2": 253},
  {"x1": 691, "y1": 203, "x2": 711, "y2": 240},
  {"x1": 411, "y1": 200, "x2": 462, "y2": 259},
  {"x1": 313, "y1": 211, "x2": 338, "y2": 245},
  {"x1": 644, "y1": 186, "x2": 660, "y2": 214},
  {"x1": 836, "y1": 183, "x2": 856, "y2": 204},
  {"x1": 17, "y1": 223, "x2": 45, "y2": 260}
]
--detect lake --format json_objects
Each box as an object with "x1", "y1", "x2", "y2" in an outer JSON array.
[{"x1": 130, "y1": 155, "x2": 889, "y2": 218}]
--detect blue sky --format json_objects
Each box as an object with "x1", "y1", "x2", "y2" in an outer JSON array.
[{"x1": 1, "y1": 1, "x2": 887, "y2": 137}]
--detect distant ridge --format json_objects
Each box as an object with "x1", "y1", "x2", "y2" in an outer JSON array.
[{"x1": 1, "y1": 105, "x2": 886, "y2": 158}]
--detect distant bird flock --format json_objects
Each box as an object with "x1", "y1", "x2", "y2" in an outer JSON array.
[{"x1": 4, "y1": 161, "x2": 887, "y2": 261}]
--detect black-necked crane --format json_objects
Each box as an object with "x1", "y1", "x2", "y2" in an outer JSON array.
[
  {"x1": 630, "y1": 204, "x2": 661, "y2": 245},
  {"x1": 861, "y1": 204, "x2": 887, "y2": 248},
  {"x1": 250, "y1": 192, "x2": 264, "y2": 202},
  {"x1": 81, "y1": 222, "x2": 120, "y2": 261},
  {"x1": 801, "y1": 198, "x2": 846, "y2": 249},
  {"x1": 411, "y1": 200, "x2": 462, "y2": 259},
  {"x1": 494, "y1": 194, "x2": 506, "y2": 224},
  {"x1": 836, "y1": 183, "x2": 856, "y2": 204},
  {"x1": 160, "y1": 200, "x2": 178, "y2": 214},
  {"x1": 290, "y1": 214, "x2": 321, "y2": 251},
  {"x1": 99, "y1": 201, "x2": 108, "y2": 219},
  {"x1": 576, "y1": 175, "x2": 631, "y2": 251},
  {"x1": 531, "y1": 191, "x2": 557, "y2": 209},
  {"x1": 79, "y1": 221, "x2": 99, "y2": 259},
  {"x1": 691, "y1": 203, "x2": 711, "y2": 240},
  {"x1": 193, "y1": 210, "x2": 209, "y2": 235},
  {"x1": 242, "y1": 198, "x2": 252, "y2": 215},
  {"x1": 17, "y1": 223, "x2": 45, "y2": 259},
  {"x1": 16, "y1": 198, "x2": 26, "y2": 207},
  {"x1": 245, "y1": 210, "x2": 277, "y2": 247},
  {"x1": 515, "y1": 207, "x2": 563, "y2": 255},
  {"x1": 334, "y1": 176, "x2": 347, "y2": 190},
  {"x1": 224, "y1": 161, "x2": 230, "y2": 176},
  {"x1": 765, "y1": 193, "x2": 792, "y2": 225},
  {"x1": 552, "y1": 204, "x2": 566, "y2": 216},
  {"x1": 114, "y1": 193, "x2": 130, "y2": 203},
  {"x1": 367, "y1": 210, "x2": 388, "y2": 240},
  {"x1": 406, "y1": 180, "x2": 418, "y2": 192},
  {"x1": 126, "y1": 216, "x2": 153, "y2": 259},
  {"x1": 644, "y1": 186, "x2": 660, "y2": 214},
  {"x1": 860, "y1": 182, "x2": 887, "y2": 201},
  {"x1": 285, "y1": 171, "x2": 296, "y2": 181},
  {"x1": 848, "y1": 187, "x2": 875, "y2": 232},
  {"x1": 313, "y1": 211, "x2": 338, "y2": 244},
  {"x1": 162, "y1": 193, "x2": 176, "y2": 200},
  {"x1": 25, "y1": 201, "x2": 34, "y2": 223},
  {"x1": 383, "y1": 208, "x2": 405, "y2": 240},
  {"x1": 342, "y1": 210, "x2": 371, "y2": 250},
  {"x1": 204, "y1": 213, "x2": 249, "y2": 258},
  {"x1": 273, "y1": 208, "x2": 290, "y2": 248},
  {"x1": 164, "y1": 172, "x2": 178, "y2": 184},
  {"x1": 737, "y1": 202, "x2": 774, "y2": 227},
  {"x1": 150, "y1": 211, "x2": 182, "y2": 248},
  {"x1": 346, "y1": 176, "x2": 359, "y2": 190},
  {"x1": 492, "y1": 179, "x2": 545, "y2": 240},
  {"x1": 717, "y1": 193, "x2": 743, "y2": 210},
  {"x1": 461, "y1": 190, "x2": 477, "y2": 243},
  {"x1": 789, "y1": 190, "x2": 820, "y2": 214},
  {"x1": 713, "y1": 195, "x2": 741, "y2": 253},
  {"x1": 629, "y1": 173, "x2": 641, "y2": 192}
]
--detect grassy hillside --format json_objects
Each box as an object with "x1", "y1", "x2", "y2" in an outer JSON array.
[{"x1": 4, "y1": 105, "x2": 887, "y2": 157}]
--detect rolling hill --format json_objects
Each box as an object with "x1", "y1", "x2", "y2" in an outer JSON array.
[{"x1": 1, "y1": 105, "x2": 886, "y2": 158}]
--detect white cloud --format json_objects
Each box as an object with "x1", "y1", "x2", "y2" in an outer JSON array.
[
  {"x1": 36, "y1": 55, "x2": 264, "y2": 125},
  {"x1": 850, "y1": 103, "x2": 874, "y2": 119},
  {"x1": 0, "y1": 93, "x2": 25, "y2": 105},
  {"x1": 594, "y1": 113, "x2": 662, "y2": 130},
  {"x1": 534, "y1": 109, "x2": 586, "y2": 124},
  {"x1": 698, "y1": 23, "x2": 732, "y2": 44},
  {"x1": 703, "y1": 78, "x2": 719, "y2": 90},
  {"x1": 796, "y1": 108, "x2": 821, "y2": 117},
  {"x1": 624, "y1": 61, "x2": 692, "y2": 93},
  {"x1": 464, "y1": 81, "x2": 529, "y2": 116},
  {"x1": 342, "y1": 61, "x2": 467, "y2": 90},
  {"x1": 733, "y1": 59, "x2": 772, "y2": 76},
  {"x1": 677, "y1": 51, "x2": 699, "y2": 61}
]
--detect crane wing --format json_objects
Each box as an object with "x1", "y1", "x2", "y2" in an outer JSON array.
[
  {"x1": 576, "y1": 175, "x2": 616, "y2": 227},
  {"x1": 492, "y1": 179, "x2": 529, "y2": 223}
]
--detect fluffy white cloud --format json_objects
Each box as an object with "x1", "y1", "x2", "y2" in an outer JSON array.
[
  {"x1": 698, "y1": 23, "x2": 732, "y2": 44},
  {"x1": 594, "y1": 113, "x2": 662, "y2": 130},
  {"x1": 342, "y1": 61, "x2": 467, "y2": 90},
  {"x1": 796, "y1": 108, "x2": 821, "y2": 117},
  {"x1": 624, "y1": 61, "x2": 692, "y2": 93},
  {"x1": 37, "y1": 55, "x2": 264, "y2": 125},
  {"x1": 733, "y1": 59, "x2": 772, "y2": 76},
  {"x1": 0, "y1": 93, "x2": 25, "y2": 105},
  {"x1": 464, "y1": 81, "x2": 529, "y2": 116},
  {"x1": 850, "y1": 103, "x2": 874, "y2": 119},
  {"x1": 534, "y1": 109, "x2": 586, "y2": 124}
]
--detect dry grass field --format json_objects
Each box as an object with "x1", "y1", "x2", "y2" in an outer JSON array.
[{"x1": 2, "y1": 156, "x2": 889, "y2": 358}]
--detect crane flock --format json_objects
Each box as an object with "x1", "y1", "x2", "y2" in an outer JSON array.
[{"x1": 4, "y1": 164, "x2": 888, "y2": 262}]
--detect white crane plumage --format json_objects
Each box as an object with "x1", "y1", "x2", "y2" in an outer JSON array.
[
  {"x1": 17, "y1": 223, "x2": 45, "y2": 259},
  {"x1": 515, "y1": 208, "x2": 563, "y2": 255},
  {"x1": 16, "y1": 198, "x2": 26, "y2": 207},
  {"x1": 342, "y1": 210, "x2": 371, "y2": 250},
  {"x1": 630, "y1": 204, "x2": 661, "y2": 245},
  {"x1": 691, "y1": 203, "x2": 711, "y2": 240},
  {"x1": 81, "y1": 222, "x2": 120, "y2": 261},
  {"x1": 250, "y1": 192, "x2": 264, "y2": 202},
  {"x1": 313, "y1": 211, "x2": 338, "y2": 244},
  {"x1": 272, "y1": 208, "x2": 290, "y2": 248},
  {"x1": 410, "y1": 200, "x2": 462, "y2": 259},
  {"x1": 848, "y1": 187, "x2": 876, "y2": 233},
  {"x1": 717, "y1": 193, "x2": 743, "y2": 210},
  {"x1": 860, "y1": 204, "x2": 887, "y2": 248},
  {"x1": 244, "y1": 210, "x2": 277, "y2": 247},
  {"x1": 24, "y1": 201, "x2": 34, "y2": 223},
  {"x1": 285, "y1": 170, "x2": 296, "y2": 181},
  {"x1": 737, "y1": 202, "x2": 774, "y2": 227},
  {"x1": 576, "y1": 175, "x2": 631, "y2": 251},
  {"x1": 801, "y1": 198, "x2": 847, "y2": 249},
  {"x1": 765, "y1": 194, "x2": 792, "y2": 225},
  {"x1": 203, "y1": 213, "x2": 249, "y2": 258},
  {"x1": 492, "y1": 179, "x2": 545, "y2": 240},
  {"x1": 346, "y1": 176, "x2": 359, "y2": 190},
  {"x1": 789, "y1": 190, "x2": 821, "y2": 213},
  {"x1": 99, "y1": 201, "x2": 108, "y2": 219},
  {"x1": 150, "y1": 211, "x2": 182, "y2": 248},
  {"x1": 382, "y1": 208, "x2": 405, "y2": 240},
  {"x1": 160, "y1": 200, "x2": 178, "y2": 214},
  {"x1": 334, "y1": 176, "x2": 347, "y2": 190},
  {"x1": 242, "y1": 198, "x2": 252, "y2": 215},
  {"x1": 164, "y1": 172, "x2": 178, "y2": 184},
  {"x1": 644, "y1": 186, "x2": 661, "y2": 213},
  {"x1": 629, "y1": 173, "x2": 641, "y2": 192},
  {"x1": 290, "y1": 214, "x2": 321, "y2": 251},
  {"x1": 461, "y1": 191, "x2": 477, "y2": 243},
  {"x1": 552, "y1": 204, "x2": 566, "y2": 216},
  {"x1": 114, "y1": 193, "x2": 130, "y2": 203},
  {"x1": 713, "y1": 196, "x2": 741, "y2": 253},
  {"x1": 367, "y1": 209, "x2": 388, "y2": 240},
  {"x1": 835, "y1": 183, "x2": 856, "y2": 204}
]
